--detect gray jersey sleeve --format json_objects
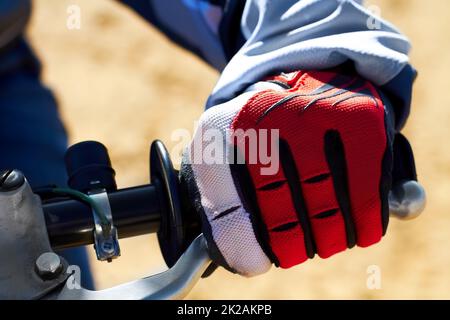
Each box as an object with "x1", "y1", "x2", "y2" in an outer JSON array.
[{"x1": 207, "y1": 0, "x2": 411, "y2": 108}]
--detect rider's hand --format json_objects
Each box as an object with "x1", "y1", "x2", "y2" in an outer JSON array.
[{"x1": 181, "y1": 69, "x2": 417, "y2": 277}]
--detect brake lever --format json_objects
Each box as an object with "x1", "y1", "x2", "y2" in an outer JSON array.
[{"x1": 49, "y1": 234, "x2": 211, "y2": 300}]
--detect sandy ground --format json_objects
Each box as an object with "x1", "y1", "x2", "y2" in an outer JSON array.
[{"x1": 26, "y1": 0, "x2": 450, "y2": 299}]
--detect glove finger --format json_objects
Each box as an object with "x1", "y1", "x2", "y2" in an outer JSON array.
[
  {"x1": 330, "y1": 95, "x2": 388, "y2": 248},
  {"x1": 236, "y1": 141, "x2": 311, "y2": 268},
  {"x1": 280, "y1": 138, "x2": 348, "y2": 260}
]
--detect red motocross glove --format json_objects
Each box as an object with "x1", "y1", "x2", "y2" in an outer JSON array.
[{"x1": 181, "y1": 70, "x2": 411, "y2": 276}]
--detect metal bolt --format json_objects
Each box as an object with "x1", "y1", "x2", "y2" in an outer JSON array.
[
  {"x1": 101, "y1": 240, "x2": 115, "y2": 254},
  {"x1": 0, "y1": 169, "x2": 25, "y2": 192},
  {"x1": 35, "y1": 252, "x2": 63, "y2": 280}
]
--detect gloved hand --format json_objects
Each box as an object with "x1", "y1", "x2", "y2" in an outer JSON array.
[{"x1": 181, "y1": 69, "x2": 420, "y2": 277}]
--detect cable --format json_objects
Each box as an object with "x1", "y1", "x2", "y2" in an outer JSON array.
[{"x1": 50, "y1": 188, "x2": 110, "y2": 232}]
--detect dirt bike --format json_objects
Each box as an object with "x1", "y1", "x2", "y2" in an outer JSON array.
[{"x1": 0, "y1": 140, "x2": 425, "y2": 300}]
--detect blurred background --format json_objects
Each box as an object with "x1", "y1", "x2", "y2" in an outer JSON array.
[{"x1": 26, "y1": 0, "x2": 449, "y2": 299}]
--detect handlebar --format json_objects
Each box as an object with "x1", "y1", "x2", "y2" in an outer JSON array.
[{"x1": 43, "y1": 184, "x2": 162, "y2": 250}]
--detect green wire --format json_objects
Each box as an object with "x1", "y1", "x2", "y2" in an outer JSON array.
[{"x1": 51, "y1": 188, "x2": 110, "y2": 232}]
